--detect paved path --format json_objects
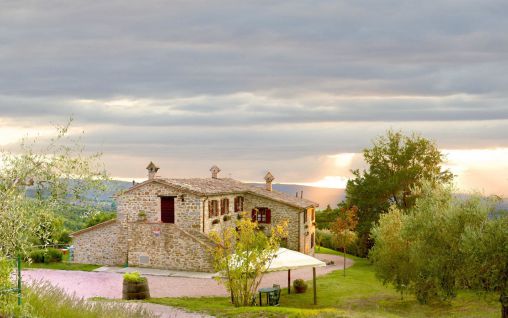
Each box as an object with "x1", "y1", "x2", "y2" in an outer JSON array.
[
  {"x1": 23, "y1": 253, "x2": 352, "y2": 317},
  {"x1": 23, "y1": 253, "x2": 351, "y2": 299}
]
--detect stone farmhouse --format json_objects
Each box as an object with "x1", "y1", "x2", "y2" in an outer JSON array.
[{"x1": 71, "y1": 163, "x2": 318, "y2": 272}]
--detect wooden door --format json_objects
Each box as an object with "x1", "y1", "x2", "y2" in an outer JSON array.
[{"x1": 161, "y1": 197, "x2": 175, "y2": 223}]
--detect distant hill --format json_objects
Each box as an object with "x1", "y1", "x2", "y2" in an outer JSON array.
[
  {"x1": 29, "y1": 178, "x2": 504, "y2": 216},
  {"x1": 106, "y1": 181, "x2": 345, "y2": 209}
]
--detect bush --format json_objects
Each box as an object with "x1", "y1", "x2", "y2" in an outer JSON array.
[
  {"x1": 123, "y1": 271, "x2": 144, "y2": 283},
  {"x1": 30, "y1": 249, "x2": 46, "y2": 263},
  {"x1": 223, "y1": 215, "x2": 231, "y2": 221},
  {"x1": 293, "y1": 279, "x2": 308, "y2": 293},
  {"x1": 30, "y1": 248, "x2": 63, "y2": 263},
  {"x1": 316, "y1": 229, "x2": 334, "y2": 250},
  {"x1": 46, "y1": 248, "x2": 63, "y2": 263}
]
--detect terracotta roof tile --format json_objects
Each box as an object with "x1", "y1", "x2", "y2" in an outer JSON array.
[{"x1": 123, "y1": 177, "x2": 318, "y2": 209}]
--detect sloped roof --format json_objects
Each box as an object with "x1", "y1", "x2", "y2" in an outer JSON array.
[
  {"x1": 70, "y1": 219, "x2": 117, "y2": 237},
  {"x1": 121, "y1": 177, "x2": 318, "y2": 209}
]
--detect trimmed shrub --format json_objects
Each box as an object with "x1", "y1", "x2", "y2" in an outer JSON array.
[{"x1": 293, "y1": 279, "x2": 308, "y2": 293}]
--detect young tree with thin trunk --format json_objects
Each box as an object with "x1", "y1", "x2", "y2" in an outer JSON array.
[
  {"x1": 208, "y1": 214, "x2": 287, "y2": 307},
  {"x1": 330, "y1": 206, "x2": 358, "y2": 276}
]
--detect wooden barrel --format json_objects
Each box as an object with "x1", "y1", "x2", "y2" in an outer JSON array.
[{"x1": 122, "y1": 277, "x2": 150, "y2": 300}]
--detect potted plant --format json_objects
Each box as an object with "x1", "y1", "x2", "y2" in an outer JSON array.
[
  {"x1": 122, "y1": 272, "x2": 150, "y2": 300},
  {"x1": 212, "y1": 219, "x2": 220, "y2": 225},
  {"x1": 223, "y1": 215, "x2": 231, "y2": 221},
  {"x1": 293, "y1": 279, "x2": 308, "y2": 294},
  {"x1": 137, "y1": 210, "x2": 147, "y2": 222}
]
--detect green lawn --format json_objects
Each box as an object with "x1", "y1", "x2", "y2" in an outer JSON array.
[
  {"x1": 23, "y1": 251, "x2": 101, "y2": 271},
  {"x1": 23, "y1": 259, "x2": 101, "y2": 272},
  {"x1": 147, "y1": 247, "x2": 499, "y2": 318}
]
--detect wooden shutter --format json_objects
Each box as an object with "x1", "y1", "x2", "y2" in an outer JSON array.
[
  {"x1": 251, "y1": 209, "x2": 256, "y2": 221},
  {"x1": 266, "y1": 208, "x2": 271, "y2": 224},
  {"x1": 208, "y1": 201, "x2": 213, "y2": 218},
  {"x1": 161, "y1": 197, "x2": 175, "y2": 223}
]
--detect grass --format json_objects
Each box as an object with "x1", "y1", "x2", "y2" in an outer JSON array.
[
  {"x1": 23, "y1": 261, "x2": 101, "y2": 271},
  {"x1": 23, "y1": 251, "x2": 101, "y2": 271},
  {"x1": 147, "y1": 246, "x2": 499, "y2": 318},
  {"x1": 0, "y1": 282, "x2": 157, "y2": 318}
]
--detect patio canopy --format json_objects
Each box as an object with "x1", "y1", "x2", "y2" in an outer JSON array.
[
  {"x1": 266, "y1": 248, "x2": 326, "y2": 272},
  {"x1": 266, "y1": 248, "x2": 325, "y2": 305},
  {"x1": 229, "y1": 248, "x2": 326, "y2": 304}
]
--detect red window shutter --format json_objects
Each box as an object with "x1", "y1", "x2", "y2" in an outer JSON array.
[
  {"x1": 251, "y1": 209, "x2": 256, "y2": 221},
  {"x1": 208, "y1": 201, "x2": 212, "y2": 218},
  {"x1": 266, "y1": 208, "x2": 271, "y2": 224}
]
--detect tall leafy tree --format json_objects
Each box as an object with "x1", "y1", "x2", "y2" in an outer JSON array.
[{"x1": 345, "y1": 130, "x2": 453, "y2": 256}]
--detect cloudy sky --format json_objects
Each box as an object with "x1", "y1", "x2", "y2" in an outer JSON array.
[{"x1": 1, "y1": 1, "x2": 507, "y2": 196}]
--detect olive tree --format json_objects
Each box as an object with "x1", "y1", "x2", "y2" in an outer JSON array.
[
  {"x1": 370, "y1": 183, "x2": 499, "y2": 304},
  {"x1": 0, "y1": 120, "x2": 108, "y2": 258},
  {"x1": 209, "y1": 214, "x2": 287, "y2": 307},
  {"x1": 461, "y1": 213, "x2": 508, "y2": 318}
]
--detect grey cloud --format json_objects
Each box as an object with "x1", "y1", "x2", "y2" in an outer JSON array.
[
  {"x1": 1, "y1": 0, "x2": 507, "y2": 184},
  {"x1": 1, "y1": 0, "x2": 507, "y2": 98}
]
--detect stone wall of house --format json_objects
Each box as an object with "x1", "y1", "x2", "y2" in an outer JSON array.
[
  {"x1": 299, "y1": 207, "x2": 316, "y2": 255},
  {"x1": 203, "y1": 194, "x2": 242, "y2": 233},
  {"x1": 117, "y1": 181, "x2": 203, "y2": 232},
  {"x1": 72, "y1": 220, "x2": 127, "y2": 266},
  {"x1": 127, "y1": 222, "x2": 215, "y2": 272},
  {"x1": 243, "y1": 194, "x2": 314, "y2": 254}
]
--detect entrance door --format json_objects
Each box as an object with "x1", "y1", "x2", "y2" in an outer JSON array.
[{"x1": 161, "y1": 197, "x2": 175, "y2": 223}]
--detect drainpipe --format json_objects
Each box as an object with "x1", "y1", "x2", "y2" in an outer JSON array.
[{"x1": 202, "y1": 196, "x2": 209, "y2": 233}]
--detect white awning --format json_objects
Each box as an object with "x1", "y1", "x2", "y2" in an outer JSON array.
[{"x1": 265, "y1": 248, "x2": 326, "y2": 272}]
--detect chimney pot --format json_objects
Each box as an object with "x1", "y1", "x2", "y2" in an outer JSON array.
[
  {"x1": 264, "y1": 171, "x2": 274, "y2": 191},
  {"x1": 146, "y1": 161, "x2": 160, "y2": 180},
  {"x1": 210, "y1": 165, "x2": 221, "y2": 179}
]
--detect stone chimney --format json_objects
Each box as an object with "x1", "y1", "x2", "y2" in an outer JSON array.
[
  {"x1": 264, "y1": 171, "x2": 274, "y2": 191},
  {"x1": 210, "y1": 165, "x2": 221, "y2": 179},
  {"x1": 146, "y1": 161, "x2": 159, "y2": 180}
]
